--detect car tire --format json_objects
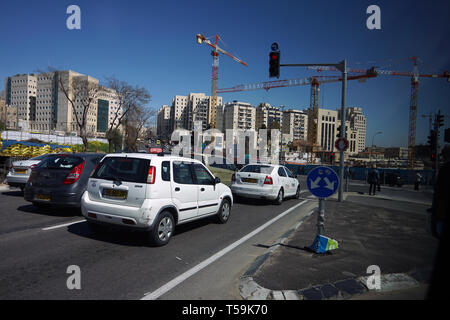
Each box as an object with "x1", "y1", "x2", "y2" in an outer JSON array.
[
  {"x1": 275, "y1": 189, "x2": 284, "y2": 205},
  {"x1": 295, "y1": 186, "x2": 301, "y2": 199},
  {"x1": 149, "y1": 211, "x2": 175, "y2": 247},
  {"x1": 216, "y1": 199, "x2": 231, "y2": 224}
]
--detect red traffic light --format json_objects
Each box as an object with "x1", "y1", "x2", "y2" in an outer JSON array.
[{"x1": 271, "y1": 55, "x2": 278, "y2": 60}]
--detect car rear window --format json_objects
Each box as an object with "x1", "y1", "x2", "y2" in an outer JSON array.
[
  {"x1": 92, "y1": 157, "x2": 150, "y2": 183},
  {"x1": 240, "y1": 165, "x2": 274, "y2": 174},
  {"x1": 37, "y1": 155, "x2": 83, "y2": 169}
]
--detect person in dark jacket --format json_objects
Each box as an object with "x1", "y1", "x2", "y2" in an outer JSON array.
[{"x1": 368, "y1": 164, "x2": 380, "y2": 195}]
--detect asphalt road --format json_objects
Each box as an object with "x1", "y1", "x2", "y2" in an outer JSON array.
[
  {"x1": 0, "y1": 184, "x2": 316, "y2": 300},
  {"x1": 0, "y1": 178, "x2": 433, "y2": 300}
]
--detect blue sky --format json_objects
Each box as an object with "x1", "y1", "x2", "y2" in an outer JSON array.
[{"x1": 1, "y1": 0, "x2": 449, "y2": 147}]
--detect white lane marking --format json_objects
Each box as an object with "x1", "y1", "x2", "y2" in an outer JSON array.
[
  {"x1": 42, "y1": 220, "x2": 85, "y2": 231},
  {"x1": 141, "y1": 199, "x2": 309, "y2": 300}
]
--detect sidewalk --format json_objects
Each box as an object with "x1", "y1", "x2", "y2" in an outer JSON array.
[{"x1": 239, "y1": 194, "x2": 439, "y2": 300}]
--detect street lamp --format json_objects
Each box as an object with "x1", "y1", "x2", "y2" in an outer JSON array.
[{"x1": 370, "y1": 131, "x2": 382, "y2": 163}]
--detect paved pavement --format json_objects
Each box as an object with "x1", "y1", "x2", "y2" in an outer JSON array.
[{"x1": 240, "y1": 185, "x2": 439, "y2": 300}]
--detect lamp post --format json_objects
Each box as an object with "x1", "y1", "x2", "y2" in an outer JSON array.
[{"x1": 370, "y1": 131, "x2": 382, "y2": 164}]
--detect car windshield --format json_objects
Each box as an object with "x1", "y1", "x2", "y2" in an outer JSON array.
[
  {"x1": 37, "y1": 155, "x2": 83, "y2": 170},
  {"x1": 240, "y1": 165, "x2": 274, "y2": 174},
  {"x1": 92, "y1": 157, "x2": 150, "y2": 183}
]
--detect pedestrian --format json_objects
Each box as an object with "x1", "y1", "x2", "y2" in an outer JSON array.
[
  {"x1": 367, "y1": 164, "x2": 379, "y2": 195},
  {"x1": 414, "y1": 171, "x2": 422, "y2": 191}
]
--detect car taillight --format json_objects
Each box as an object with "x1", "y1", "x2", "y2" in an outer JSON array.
[
  {"x1": 264, "y1": 176, "x2": 273, "y2": 185},
  {"x1": 30, "y1": 164, "x2": 36, "y2": 171},
  {"x1": 147, "y1": 166, "x2": 156, "y2": 184},
  {"x1": 63, "y1": 161, "x2": 85, "y2": 184},
  {"x1": 231, "y1": 174, "x2": 236, "y2": 182}
]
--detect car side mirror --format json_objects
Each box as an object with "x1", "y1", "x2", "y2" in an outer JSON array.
[{"x1": 214, "y1": 177, "x2": 221, "y2": 184}]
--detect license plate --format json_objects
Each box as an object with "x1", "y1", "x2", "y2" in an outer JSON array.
[
  {"x1": 36, "y1": 194, "x2": 51, "y2": 201},
  {"x1": 15, "y1": 169, "x2": 27, "y2": 174},
  {"x1": 242, "y1": 178, "x2": 258, "y2": 183},
  {"x1": 104, "y1": 189, "x2": 127, "y2": 199}
]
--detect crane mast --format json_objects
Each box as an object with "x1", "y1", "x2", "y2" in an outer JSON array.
[{"x1": 196, "y1": 33, "x2": 247, "y2": 128}]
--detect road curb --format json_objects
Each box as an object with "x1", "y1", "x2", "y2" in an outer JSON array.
[{"x1": 238, "y1": 206, "x2": 433, "y2": 300}]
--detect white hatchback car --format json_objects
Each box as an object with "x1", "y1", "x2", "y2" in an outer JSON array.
[
  {"x1": 230, "y1": 164, "x2": 300, "y2": 204},
  {"x1": 81, "y1": 153, "x2": 233, "y2": 246}
]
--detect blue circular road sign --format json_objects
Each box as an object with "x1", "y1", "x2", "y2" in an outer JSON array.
[{"x1": 307, "y1": 166, "x2": 340, "y2": 198}]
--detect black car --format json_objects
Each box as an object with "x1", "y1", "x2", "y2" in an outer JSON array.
[
  {"x1": 24, "y1": 153, "x2": 105, "y2": 208},
  {"x1": 385, "y1": 172, "x2": 403, "y2": 187}
]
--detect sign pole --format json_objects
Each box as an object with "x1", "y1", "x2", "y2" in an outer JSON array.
[{"x1": 317, "y1": 198, "x2": 325, "y2": 235}]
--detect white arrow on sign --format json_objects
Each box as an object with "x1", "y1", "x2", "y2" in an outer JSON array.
[
  {"x1": 323, "y1": 177, "x2": 335, "y2": 190},
  {"x1": 310, "y1": 177, "x2": 321, "y2": 189}
]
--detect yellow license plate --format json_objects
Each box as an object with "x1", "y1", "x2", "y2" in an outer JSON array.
[
  {"x1": 104, "y1": 189, "x2": 127, "y2": 199},
  {"x1": 15, "y1": 169, "x2": 27, "y2": 174},
  {"x1": 36, "y1": 194, "x2": 51, "y2": 201},
  {"x1": 242, "y1": 178, "x2": 258, "y2": 183}
]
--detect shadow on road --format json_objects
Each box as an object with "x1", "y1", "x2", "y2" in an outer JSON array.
[
  {"x1": 66, "y1": 216, "x2": 220, "y2": 247},
  {"x1": 2, "y1": 190, "x2": 24, "y2": 197},
  {"x1": 17, "y1": 204, "x2": 81, "y2": 217}
]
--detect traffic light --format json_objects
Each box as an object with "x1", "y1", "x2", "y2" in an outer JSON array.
[
  {"x1": 336, "y1": 126, "x2": 341, "y2": 139},
  {"x1": 431, "y1": 152, "x2": 436, "y2": 161},
  {"x1": 336, "y1": 125, "x2": 346, "y2": 139},
  {"x1": 428, "y1": 130, "x2": 437, "y2": 150},
  {"x1": 269, "y1": 51, "x2": 280, "y2": 78},
  {"x1": 330, "y1": 152, "x2": 334, "y2": 163},
  {"x1": 436, "y1": 114, "x2": 444, "y2": 128}
]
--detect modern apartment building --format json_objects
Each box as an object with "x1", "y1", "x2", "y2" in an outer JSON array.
[
  {"x1": 317, "y1": 108, "x2": 338, "y2": 152},
  {"x1": 4, "y1": 74, "x2": 37, "y2": 125},
  {"x1": 217, "y1": 101, "x2": 256, "y2": 132},
  {"x1": 157, "y1": 105, "x2": 171, "y2": 138},
  {"x1": 346, "y1": 107, "x2": 367, "y2": 153},
  {"x1": 4, "y1": 70, "x2": 121, "y2": 136},
  {"x1": 96, "y1": 86, "x2": 122, "y2": 135},
  {"x1": 170, "y1": 93, "x2": 222, "y2": 131},
  {"x1": 281, "y1": 109, "x2": 308, "y2": 143},
  {"x1": 256, "y1": 103, "x2": 283, "y2": 130},
  {"x1": 1, "y1": 98, "x2": 18, "y2": 129}
]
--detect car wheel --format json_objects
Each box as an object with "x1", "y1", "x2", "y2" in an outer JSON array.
[
  {"x1": 216, "y1": 199, "x2": 231, "y2": 224},
  {"x1": 295, "y1": 186, "x2": 301, "y2": 199},
  {"x1": 275, "y1": 189, "x2": 284, "y2": 205},
  {"x1": 149, "y1": 211, "x2": 175, "y2": 246}
]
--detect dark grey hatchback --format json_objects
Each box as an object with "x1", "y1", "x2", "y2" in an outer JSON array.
[{"x1": 24, "y1": 153, "x2": 105, "y2": 208}]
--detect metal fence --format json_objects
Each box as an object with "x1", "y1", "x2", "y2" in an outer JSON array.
[{"x1": 285, "y1": 164, "x2": 435, "y2": 186}]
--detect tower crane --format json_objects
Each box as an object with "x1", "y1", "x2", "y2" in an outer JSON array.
[
  {"x1": 196, "y1": 34, "x2": 247, "y2": 128},
  {"x1": 306, "y1": 58, "x2": 450, "y2": 168}
]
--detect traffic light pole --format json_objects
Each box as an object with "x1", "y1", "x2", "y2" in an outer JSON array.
[
  {"x1": 278, "y1": 60, "x2": 348, "y2": 202},
  {"x1": 338, "y1": 60, "x2": 347, "y2": 202}
]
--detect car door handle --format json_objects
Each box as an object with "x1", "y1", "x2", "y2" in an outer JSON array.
[
  {"x1": 200, "y1": 188, "x2": 205, "y2": 192},
  {"x1": 175, "y1": 187, "x2": 180, "y2": 192}
]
